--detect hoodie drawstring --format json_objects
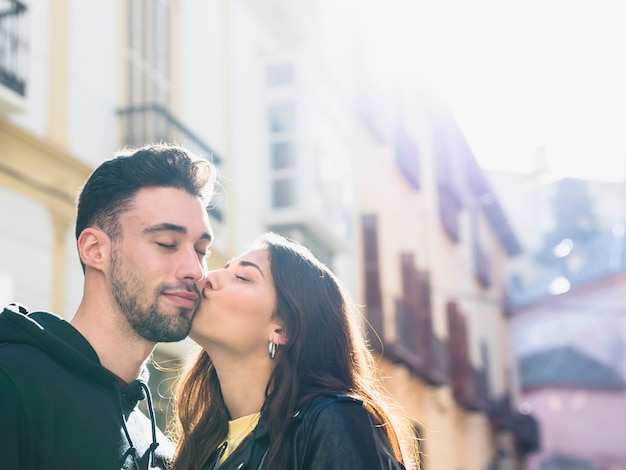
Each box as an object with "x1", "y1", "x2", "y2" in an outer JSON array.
[
  {"x1": 113, "y1": 380, "x2": 160, "y2": 469},
  {"x1": 140, "y1": 381, "x2": 160, "y2": 468}
]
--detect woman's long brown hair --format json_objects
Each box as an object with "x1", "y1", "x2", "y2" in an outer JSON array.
[{"x1": 170, "y1": 233, "x2": 418, "y2": 469}]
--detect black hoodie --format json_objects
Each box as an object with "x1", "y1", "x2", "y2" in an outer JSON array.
[{"x1": 0, "y1": 304, "x2": 175, "y2": 470}]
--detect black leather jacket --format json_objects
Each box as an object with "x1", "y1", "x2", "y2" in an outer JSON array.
[{"x1": 200, "y1": 394, "x2": 406, "y2": 470}]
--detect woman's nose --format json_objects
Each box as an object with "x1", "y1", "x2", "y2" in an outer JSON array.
[{"x1": 202, "y1": 269, "x2": 222, "y2": 290}]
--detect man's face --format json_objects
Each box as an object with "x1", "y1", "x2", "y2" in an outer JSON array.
[{"x1": 108, "y1": 187, "x2": 213, "y2": 342}]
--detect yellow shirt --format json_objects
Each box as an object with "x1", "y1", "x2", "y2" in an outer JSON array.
[{"x1": 217, "y1": 412, "x2": 261, "y2": 467}]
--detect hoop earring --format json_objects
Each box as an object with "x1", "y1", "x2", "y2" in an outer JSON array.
[{"x1": 268, "y1": 340, "x2": 277, "y2": 360}]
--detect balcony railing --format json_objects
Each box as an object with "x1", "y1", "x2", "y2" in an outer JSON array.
[
  {"x1": 488, "y1": 394, "x2": 514, "y2": 431},
  {"x1": 488, "y1": 394, "x2": 541, "y2": 455},
  {"x1": 117, "y1": 104, "x2": 221, "y2": 163},
  {"x1": 452, "y1": 363, "x2": 489, "y2": 412},
  {"x1": 513, "y1": 412, "x2": 540, "y2": 454},
  {"x1": 0, "y1": 0, "x2": 28, "y2": 97},
  {"x1": 117, "y1": 104, "x2": 223, "y2": 221},
  {"x1": 389, "y1": 299, "x2": 428, "y2": 377}
]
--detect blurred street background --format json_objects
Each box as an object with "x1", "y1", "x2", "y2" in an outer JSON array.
[{"x1": 1, "y1": 1, "x2": 625, "y2": 469}]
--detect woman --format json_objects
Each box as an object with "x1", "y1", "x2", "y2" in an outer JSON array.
[{"x1": 171, "y1": 233, "x2": 418, "y2": 469}]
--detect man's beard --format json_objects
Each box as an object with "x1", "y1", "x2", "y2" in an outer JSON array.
[{"x1": 110, "y1": 255, "x2": 198, "y2": 342}]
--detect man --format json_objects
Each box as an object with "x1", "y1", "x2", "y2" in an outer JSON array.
[{"x1": 0, "y1": 144, "x2": 217, "y2": 469}]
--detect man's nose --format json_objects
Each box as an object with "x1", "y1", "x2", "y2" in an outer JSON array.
[{"x1": 179, "y1": 248, "x2": 206, "y2": 282}]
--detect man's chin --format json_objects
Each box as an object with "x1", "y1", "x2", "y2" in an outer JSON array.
[
  {"x1": 152, "y1": 325, "x2": 191, "y2": 343},
  {"x1": 164, "y1": 317, "x2": 193, "y2": 342},
  {"x1": 140, "y1": 314, "x2": 193, "y2": 342},
  {"x1": 158, "y1": 333, "x2": 188, "y2": 343}
]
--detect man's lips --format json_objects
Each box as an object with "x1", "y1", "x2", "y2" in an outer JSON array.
[{"x1": 163, "y1": 290, "x2": 199, "y2": 308}]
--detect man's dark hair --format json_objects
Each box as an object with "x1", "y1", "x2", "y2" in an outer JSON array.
[{"x1": 76, "y1": 143, "x2": 216, "y2": 244}]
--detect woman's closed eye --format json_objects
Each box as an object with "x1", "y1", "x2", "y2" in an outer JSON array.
[{"x1": 235, "y1": 274, "x2": 250, "y2": 282}]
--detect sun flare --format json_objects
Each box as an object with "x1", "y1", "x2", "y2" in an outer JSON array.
[{"x1": 350, "y1": 0, "x2": 626, "y2": 181}]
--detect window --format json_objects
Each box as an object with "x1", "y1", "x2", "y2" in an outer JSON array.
[
  {"x1": 471, "y1": 216, "x2": 492, "y2": 288},
  {"x1": 128, "y1": 0, "x2": 170, "y2": 106},
  {"x1": 438, "y1": 186, "x2": 462, "y2": 242},
  {"x1": 268, "y1": 103, "x2": 296, "y2": 133},
  {"x1": 394, "y1": 258, "x2": 448, "y2": 385},
  {"x1": 447, "y1": 302, "x2": 471, "y2": 405},
  {"x1": 271, "y1": 178, "x2": 295, "y2": 208},
  {"x1": 126, "y1": 0, "x2": 171, "y2": 144},
  {"x1": 435, "y1": 132, "x2": 464, "y2": 243},
  {"x1": 448, "y1": 302, "x2": 487, "y2": 411},
  {"x1": 271, "y1": 141, "x2": 294, "y2": 170},
  {"x1": 361, "y1": 214, "x2": 384, "y2": 344},
  {"x1": 474, "y1": 242, "x2": 491, "y2": 288},
  {"x1": 396, "y1": 254, "x2": 424, "y2": 362},
  {"x1": 268, "y1": 101, "x2": 297, "y2": 209},
  {"x1": 267, "y1": 62, "x2": 294, "y2": 87},
  {"x1": 395, "y1": 124, "x2": 421, "y2": 190},
  {"x1": 429, "y1": 332, "x2": 450, "y2": 386}
]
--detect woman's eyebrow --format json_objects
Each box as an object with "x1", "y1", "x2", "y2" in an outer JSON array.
[{"x1": 225, "y1": 260, "x2": 265, "y2": 279}]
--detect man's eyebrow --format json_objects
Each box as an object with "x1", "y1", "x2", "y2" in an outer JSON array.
[
  {"x1": 225, "y1": 260, "x2": 265, "y2": 279},
  {"x1": 143, "y1": 223, "x2": 213, "y2": 241},
  {"x1": 144, "y1": 223, "x2": 187, "y2": 235},
  {"x1": 143, "y1": 223, "x2": 187, "y2": 235}
]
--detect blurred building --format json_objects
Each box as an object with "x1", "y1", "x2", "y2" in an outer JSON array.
[
  {"x1": 508, "y1": 228, "x2": 626, "y2": 470},
  {"x1": 519, "y1": 346, "x2": 626, "y2": 470},
  {"x1": 352, "y1": 83, "x2": 538, "y2": 468},
  {"x1": 489, "y1": 152, "x2": 626, "y2": 468},
  {"x1": 0, "y1": 1, "x2": 537, "y2": 468},
  {"x1": 488, "y1": 156, "x2": 626, "y2": 292}
]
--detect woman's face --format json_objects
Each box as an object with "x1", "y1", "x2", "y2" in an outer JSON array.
[{"x1": 191, "y1": 248, "x2": 283, "y2": 356}]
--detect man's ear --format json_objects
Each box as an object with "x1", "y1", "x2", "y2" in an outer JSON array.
[{"x1": 77, "y1": 227, "x2": 111, "y2": 271}]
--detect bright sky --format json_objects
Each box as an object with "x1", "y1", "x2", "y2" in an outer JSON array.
[{"x1": 355, "y1": 0, "x2": 626, "y2": 181}]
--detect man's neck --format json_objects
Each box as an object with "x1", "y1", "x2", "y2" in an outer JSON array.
[{"x1": 71, "y1": 304, "x2": 156, "y2": 383}]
